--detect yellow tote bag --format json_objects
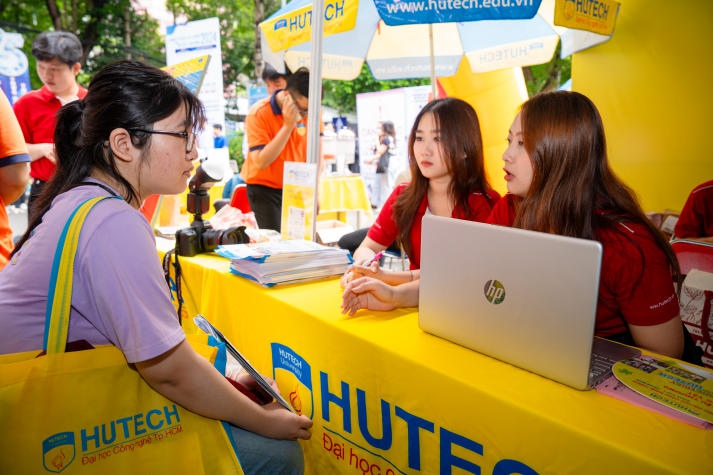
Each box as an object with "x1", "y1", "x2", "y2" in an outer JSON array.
[{"x1": 0, "y1": 197, "x2": 243, "y2": 474}]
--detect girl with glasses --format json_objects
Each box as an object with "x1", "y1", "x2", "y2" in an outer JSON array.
[{"x1": 0, "y1": 60, "x2": 312, "y2": 474}]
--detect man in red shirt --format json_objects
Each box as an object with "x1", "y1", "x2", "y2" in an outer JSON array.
[
  {"x1": 12, "y1": 31, "x2": 87, "y2": 218},
  {"x1": 674, "y1": 179, "x2": 713, "y2": 242}
]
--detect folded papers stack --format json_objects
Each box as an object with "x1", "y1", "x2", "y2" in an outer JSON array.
[{"x1": 216, "y1": 240, "x2": 353, "y2": 286}]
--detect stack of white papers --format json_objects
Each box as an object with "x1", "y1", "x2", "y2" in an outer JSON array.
[{"x1": 216, "y1": 240, "x2": 353, "y2": 286}]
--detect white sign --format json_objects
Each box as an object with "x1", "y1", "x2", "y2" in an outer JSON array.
[{"x1": 165, "y1": 18, "x2": 225, "y2": 153}]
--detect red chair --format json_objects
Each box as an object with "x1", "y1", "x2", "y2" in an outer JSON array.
[
  {"x1": 671, "y1": 239, "x2": 713, "y2": 275},
  {"x1": 139, "y1": 194, "x2": 160, "y2": 224},
  {"x1": 229, "y1": 184, "x2": 251, "y2": 213}
]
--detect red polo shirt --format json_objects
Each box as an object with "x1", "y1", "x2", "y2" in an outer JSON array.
[
  {"x1": 486, "y1": 192, "x2": 517, "y2": 226},
  {"x1": 13, "y1": 84, "x2": 87, "y2": 182},
  {"x1": 487, "y1": 194, "x2": 679, "y2": 335},
  {"x1": 368, "y1": 183, "x2": 500, "y2": 269},
  {"x1": 674, "y1": 180, "x2": 713, "y2": 239}
]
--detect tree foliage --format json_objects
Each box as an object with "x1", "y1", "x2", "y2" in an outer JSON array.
[
  {"x1": 1, "y1": 0, "x2": 164, "y2": 87},
  {"x1": 323, "y1": 64, "x2": 428, "y2": 114},
  {"x1": 522, "y1": 43, "x2": 571, "y2": 96}
]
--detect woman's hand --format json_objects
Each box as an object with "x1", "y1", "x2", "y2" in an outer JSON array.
[
  {"x1": 280, "y1": 93, "x2": 301, "y2": 130},
  {"x1": 340, "y1": 260, "x2": 383, "y2": 288},
  {"x1": 259, "y1": 404, "x2": 314, "y2": 440},
  {"x1": 136, "y1": 340, "x2": 313, "y2": 441},
  {"x1": 341, "y1": 276, "x2": 399, "y2": 315},
  {"x1": 232, "y1": 373, "x2": 312, "y2": 440}
]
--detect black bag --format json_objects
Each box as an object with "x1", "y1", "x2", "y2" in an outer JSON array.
[{"x1": 376, "y1": 150, "x2": 390, "y2": 174}]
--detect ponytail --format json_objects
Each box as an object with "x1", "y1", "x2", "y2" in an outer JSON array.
[{"x1": 54, "y1": 100, "x2": 85, "y2": 169}]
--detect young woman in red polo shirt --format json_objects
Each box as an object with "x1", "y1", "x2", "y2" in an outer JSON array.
[
  {"x1": 341, "y1": 97, "x2": 500, "y2": 314},
  {"x1": 489, "y1": 90, "x2": 700, "y2": 363}
]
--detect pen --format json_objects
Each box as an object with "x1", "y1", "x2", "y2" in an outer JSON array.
[{"x1": 366, "y1": 251, "x2": 384, "y2": 266}]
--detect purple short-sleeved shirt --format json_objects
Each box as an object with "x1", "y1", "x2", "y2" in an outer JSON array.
[{"x1": 0, "y1": 181, "x2": 185, "y2": 362}]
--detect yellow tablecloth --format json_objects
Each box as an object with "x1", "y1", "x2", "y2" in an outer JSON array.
[
  {"x1": 161, "y1": 247, "x2": 713, "y2": 474},
  {"x1": 318, "y1": 175, "x2": 372, "y2": 216}
]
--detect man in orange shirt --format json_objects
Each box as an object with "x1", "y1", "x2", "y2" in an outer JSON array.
[
  {"x1": 0, "y1": 90, "x2": 30, "y2": 270},
  {"x1": 240, "y1": 63, "x2": 289, "y2": 162},
  {"x1": 241, "y1": 67, "x2": 315, "y2": 232}
]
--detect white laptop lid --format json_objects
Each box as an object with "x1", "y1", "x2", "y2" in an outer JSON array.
[{"x1": 418, "y1": 215, "x2": 603, "y2": 390}]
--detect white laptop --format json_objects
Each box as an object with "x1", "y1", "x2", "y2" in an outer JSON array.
[{"x1": 418, "y1": 215, "x2": 640, "y2": 390}]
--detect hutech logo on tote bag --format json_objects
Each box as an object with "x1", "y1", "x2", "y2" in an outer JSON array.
[
  {"x1": 43, "y1": 432, "x2": 75, "y2": 473},
  {"x1": 41, "y1": 404, "x2": 183, "y2": 472}
]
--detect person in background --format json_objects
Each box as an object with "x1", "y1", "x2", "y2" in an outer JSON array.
[
  {"x1": 0, "y1": 60, "x2": 311, "y2": 474},
  {"x1": 489, "y1": 90, "x2": 700, "y2": 363},
  {"x1": 12, "y1": 31, "x2": 86, "y2": 219},
  {"x1": 673, "y1": 179, "x2": 713, "y2": 242},
  {"x1": 222, "y1": 159, "x2": 246, "y2": 200},
  {"x1": 262, "y1": 62, "x2": 289, "y2": 95},
  {"x1": 224, "y1": 82, "x2": 237, "y2": 99},
  {"x1": 341, "y1": 98, "x2": 500, "y2": 314},
  {"x1": 241, "y1": 63, "x2": 289, "y2": 161},
  {"x1": 0, "y1": 89, "x2": 31, "y2": 270},
  {"x1": 367, "y1": 120, "x2": 396, "y2": 209},
  {"x1": 241, "y1": 67, "x2": 318, "y2": 232},
  {"x1": 213, "y1": 123, "x2": 226, "y2": 149}
]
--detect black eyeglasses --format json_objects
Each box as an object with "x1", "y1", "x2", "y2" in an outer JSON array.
[{"x1": 130, "y1": 129, "x2": 196, "y2": 153}]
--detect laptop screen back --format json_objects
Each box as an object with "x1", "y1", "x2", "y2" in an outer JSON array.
[{"x1": 418, "y1": 215, "x2": 603, "y2": 390}]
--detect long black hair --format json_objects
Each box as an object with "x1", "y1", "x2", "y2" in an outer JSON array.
[
  {"x1": 392, "y1": 98, "x2": 494, "y2": 259},
  {"x1": 13, "y1": 59, "x2": 205, "y2": 255}
]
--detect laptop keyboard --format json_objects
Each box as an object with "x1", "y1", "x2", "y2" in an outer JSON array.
[
  {"x1": 589, "y1": 351, "x2": 617, "y2": 386},
  {"x1": 588, "y1": 337, "x2": 642, "y2": 387}
]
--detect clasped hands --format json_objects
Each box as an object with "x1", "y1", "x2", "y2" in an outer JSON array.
[{"x1": 340, "y1": 259, "x2": 399, "y2": 315}]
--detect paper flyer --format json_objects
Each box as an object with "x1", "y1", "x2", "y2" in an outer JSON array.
[
  {"x1": 281, "y1": 161, "x2": 318, "y2": 241},
  {"x1": 613, "y1": 355, "x2": 713, "y2": 424}
]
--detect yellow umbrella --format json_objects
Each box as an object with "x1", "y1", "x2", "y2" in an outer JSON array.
[{"x1": 260, "y1": 0, "x2": 360, "y2": 53}]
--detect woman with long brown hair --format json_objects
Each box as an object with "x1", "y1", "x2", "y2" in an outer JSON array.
[
  {"x1": 490, "y1": 90, "x2": 699, "y2": 362},
  {"x1": 341, "y1": 97, "x2": 499, "y2": 314}
]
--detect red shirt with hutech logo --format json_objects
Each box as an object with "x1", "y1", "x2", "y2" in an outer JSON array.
[{"x1": 487, "y1": 194, "x2": 680, "y2": 337}]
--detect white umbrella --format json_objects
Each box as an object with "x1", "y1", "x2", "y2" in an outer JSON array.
[{"x1": 261, "y1": 0, "x2": 618, "y2": 85}]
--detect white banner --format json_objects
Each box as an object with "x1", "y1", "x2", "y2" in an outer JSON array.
[{"x1": 165, "y1": 18, "x2": 225, "y2": 163}]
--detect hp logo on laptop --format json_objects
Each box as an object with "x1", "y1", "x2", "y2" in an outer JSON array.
[{"x1": 484, "y1": 280, "x2": 506, "y2": 304}]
